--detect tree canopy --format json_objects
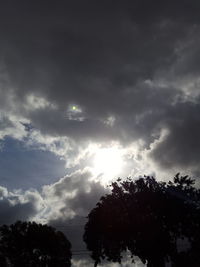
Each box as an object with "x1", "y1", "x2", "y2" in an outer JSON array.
[
  {"x1": 0, "y1": 221, "x2": 72, "y2": 267},
  {"x1": 83, "y1": 174, "x2": 200, "y2": 267}
]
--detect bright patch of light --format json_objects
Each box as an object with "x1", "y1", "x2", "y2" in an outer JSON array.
[
  {"x1": 92, "y1": 147, "x2": 124, "y2": 182},
  {"x1": 66, "y1": 104, "x2": 85, "y2": 121},
  {"x1": 67, "y1": 104, "x2": 81, "y2": 113}
]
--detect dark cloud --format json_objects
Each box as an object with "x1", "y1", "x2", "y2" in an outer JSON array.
[
  {"x1": 0, "y1": 1, "x2": 200, "y2": 170},
  {"x1": 149, "y1": 100, "x2": 200, "y2": 171},
  {"x1": 0, "y1": 198, "x2": 35, "y2": 224},
  {"x1": 0, "y1": 186, "x2": 43, "y2": 225},
  {"x1": 44, "y1": 169, "x2": 108, "y2": 219}
]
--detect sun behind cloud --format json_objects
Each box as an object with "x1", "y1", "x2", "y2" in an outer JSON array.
[{"x1": 92, "y1": 147, "x2": 124, "y2": 183}]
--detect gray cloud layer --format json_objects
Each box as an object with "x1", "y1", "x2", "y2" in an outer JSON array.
[
  {"x1": 0, "y1": 186, "x2": 43, "y2": 224},
  {"x1": 0, "y1": 1, "x2": 200, "y2": 174}
]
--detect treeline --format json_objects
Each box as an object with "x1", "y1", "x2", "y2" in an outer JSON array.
[
  {"x1": 0, "y1": 174, "x2": 200, "y2": 266},
  {"x1": 0, "y1": 221, "x2": 71, "y2": 267}
]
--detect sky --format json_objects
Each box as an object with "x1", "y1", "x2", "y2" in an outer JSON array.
[{"x1": 0, "y1": 0, "x2": 200, "y2": 266}]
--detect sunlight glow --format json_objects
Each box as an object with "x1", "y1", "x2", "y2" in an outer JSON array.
[{"x1": 92, "y1": 147, "x2": 124, "y2": 181}]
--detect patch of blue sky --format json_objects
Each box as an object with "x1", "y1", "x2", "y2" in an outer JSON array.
[{"x1": 0, "y1": 137, "x2": 68, "y2": 190}]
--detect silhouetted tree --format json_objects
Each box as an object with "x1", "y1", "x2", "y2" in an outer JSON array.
[
  {"x1": 0, "y1": 221, "x2": 72, "y2": 267},
  {"x1": 83, "y1": 174, "x2": 200, "y2": 267}
]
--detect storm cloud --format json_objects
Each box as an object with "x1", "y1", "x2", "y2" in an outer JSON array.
[{"x1": 0, "y1": 1, "x2": 200, "y2": 173}]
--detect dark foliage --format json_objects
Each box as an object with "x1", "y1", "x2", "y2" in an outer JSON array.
[
  {"x1": 0, "y1": 221, "x2": 72, "y2": 267},
  {"x1": 83, "y1": 174, "x2": 200, "y2": 267}
]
